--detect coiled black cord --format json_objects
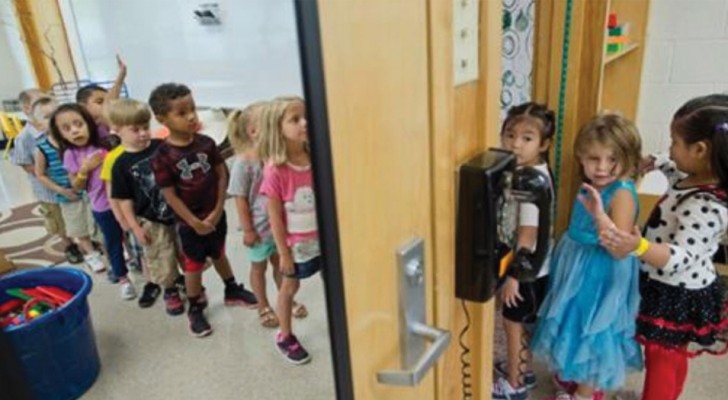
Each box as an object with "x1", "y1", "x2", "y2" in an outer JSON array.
[{"x1": 459, "y1": 299, "x2": 473, "y2": 400}]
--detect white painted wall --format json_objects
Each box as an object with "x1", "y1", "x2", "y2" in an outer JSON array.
[
  {"x1": 637, "y1": 0, "x2": 728, "y2": 194},
  {"x1": 61, "y1": 0, "x2": 302, "y2": 108}
]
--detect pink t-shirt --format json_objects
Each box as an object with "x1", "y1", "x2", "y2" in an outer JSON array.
[
  {"x1": 259, "y1": 162, "x2": 319, "y2": 262},
  {"x1": 63, "y1": 146, "x2": 109, "y2": 212}
]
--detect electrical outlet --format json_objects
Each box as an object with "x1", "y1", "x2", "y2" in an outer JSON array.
[{"x1": 453, "y1": 0, "x2": 479, "y2": 86}]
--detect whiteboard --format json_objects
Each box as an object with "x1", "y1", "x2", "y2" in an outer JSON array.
[{"x1": 65, "y1": 0, "x2": 303, "y2": 108}]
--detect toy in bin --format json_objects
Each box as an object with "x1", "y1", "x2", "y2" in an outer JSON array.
[
  {"x1": 0, "y1": 285, "x2": 73, "y2": 329},
  {"x1": 606, "y1": 13, "x2": 631, "y2": 55}
]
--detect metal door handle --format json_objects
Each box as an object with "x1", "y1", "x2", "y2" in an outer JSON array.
[
  {"x1": 376, "y1": 238, "x2": 451, "y2": 386},
  {"x1": 376, "y1": 321, "x2": 451, "y2": 386}
]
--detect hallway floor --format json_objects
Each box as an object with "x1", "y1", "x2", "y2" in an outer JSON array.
[{"x1": 0, "y1": 159, "x2": 336, "y2": 400}]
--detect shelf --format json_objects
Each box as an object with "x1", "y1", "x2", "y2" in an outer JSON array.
[{"x1": 604, "y1": 42, "x2": 639, "y2": 65}]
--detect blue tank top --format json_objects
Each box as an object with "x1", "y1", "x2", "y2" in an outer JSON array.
[
  {"x1": 37, "y1": 138, "x2": 75, "y2": 204},
  {"x1": 567, "y1": 180, "x2": 638, "y2": 245}
]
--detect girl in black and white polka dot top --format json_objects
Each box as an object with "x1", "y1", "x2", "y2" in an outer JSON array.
[{"x1": 583, "y1": 94, "x2": 728, "y2": 400}]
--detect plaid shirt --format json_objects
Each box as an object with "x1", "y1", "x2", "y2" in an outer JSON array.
[{"x1": 11, "y1": 124, "x2": 57, "y2": 203}]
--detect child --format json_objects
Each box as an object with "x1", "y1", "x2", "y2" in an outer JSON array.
[
  {"x1": 258, "y1": 97, "x2": 320, "y2": 364},
  {"x1": 530, "y1": 114, "x2": 643, "y2": 400},
  {"x1": 492, "y1": 102, "x2": 556, "y2": 400},
  {"x1": 76, "y1": 55, "x2": 127, "y2": 145},
  {"x1": 149, "y1": 83, "x2": 257, "y2": 337},
  {"x1": 584, "y1": 95, "x2": 728, "y2": 400},
  {"x1": 227, "y1": 101, "x2": 280, "y2": 327},
  {"x1": 32, "y1": 97, "x2": 105, "y2": 273},
  {"x1": 49, "y1": 103, "x2": 135, "y2": 300},
  {"x1": 108, "y1": 98, "x2": 184, "y2": 315},
  {"x1": 11, "y1": 92, "x2": 83, "y2": 264}
]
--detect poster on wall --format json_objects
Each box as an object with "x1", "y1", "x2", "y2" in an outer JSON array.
[{"x1": 501, "y1": 0, "x2": 534, "y2": 119}]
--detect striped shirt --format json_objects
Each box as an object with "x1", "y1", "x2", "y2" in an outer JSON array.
[
  {"x1": 11, "y1": 125, "x2": 56, "y2": 203},
  {"x1": 36, "y1": 137, "x2": 76, "y2": 204}
]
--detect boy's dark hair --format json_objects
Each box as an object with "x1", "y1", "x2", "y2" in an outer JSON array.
[
  {"x1": 672, "y1": 94, "x2": 728, "y2": 190},
  {"x1": 48, "y1": 103, "x2": 104, "y2": 153},
  {"x1": 148, "y1": 83, "x2": 191, "y2": 116},
  {"x1": 76, "y1": 84, "x2": 108, "y2": 104},
  {"x1": 501, "y1": 102, "x2": 556, "y2": 158}
]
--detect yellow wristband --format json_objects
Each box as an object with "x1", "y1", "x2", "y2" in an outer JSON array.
[
  {"x1": 77, "y1": 172, "x2": 88, "y2": 179},
  {"x1": 632, "y1": 237, "x2": 650, "y2": 257}
]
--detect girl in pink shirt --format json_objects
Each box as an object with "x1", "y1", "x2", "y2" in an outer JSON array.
[{"x1": 259, "y1": 97, "x2": 320, "y2": 365}]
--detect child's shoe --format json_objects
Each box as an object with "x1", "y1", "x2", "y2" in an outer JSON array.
[
  {"x1": 275, "y1": 332, "x2": 311, "y2": 365},
  {"x1": 552, "y1": 374, "x2": 577, "y2": 394},
  {"x1": 164, "y1": 288, "x2": 185, "y2": 316},
  {"x1": 64, "y1": 243, "x2": 84, "y2": 264},
  {"x1": 120, "y1": 278, "x2": 137, "y2": 300},
  {"x1": 492, "y1": 377, "x2": 528, "y2": 400},
  {"x1": 84, "y1": 251, "x2": 106, "y2": 273},
  {"x1": 138, "y1": 282, "x2": 161, "y2": 308},
  {"x1": 188, "y1": 307, "x2": 212, "y2": 337},
  {"x1": 224, "y1": 283, "x2": 257, "y2": 308},
  {"x1": 494, "y1": 360, "x2": 536, "y2": 390}
]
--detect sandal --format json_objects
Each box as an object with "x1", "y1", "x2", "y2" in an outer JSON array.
[
  {"x1": 258, "y1": 306, "x2": 279, "y2": 328},
  {"x1": 292, "y1": 302, "x2": 308, "y2": 319}
]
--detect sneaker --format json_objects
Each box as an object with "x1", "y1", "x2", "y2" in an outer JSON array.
[
  {"x1": 492, "y1": 377, "x2": 528, "y2": 400},
  {"x1": 84, "y1": 251, "x2": 106, "y2": 273},
  {"x1": 494, "y1": 360, "x2": 536, "y2": 390},
  {"x1": 107, "y1": 270, "x2": 119, "y2": 284},
  {"x1": 64, "y1": 244, "x2": 84, "y2": 264},
  {"x1": 164, "y1": 289, "x2": 185, "y2": 316},
  {"x1": 188, "y1": 308, "x2": 212, "y2": 337},
  {"x1": 552, "y1": 374, "x2": 577, "y2": 394},
  {"x1": 275, "y1": 332, "x2": 311, "y2": 365},
  {"x1": 120, "y1": 279, "x2": 137, "y2": 300},
  {"x1": 199, "y1": 287, "x2": 208, "y2": 309},
  {"x1": 224, "y1": 283, "x2": 258, "y2": 308},
  {"x1": 138, "y1": 282, "x2": 161, "y2": 308}
]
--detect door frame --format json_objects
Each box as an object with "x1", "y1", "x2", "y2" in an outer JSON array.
[{"x1": 294, "y1": 1, "x2": 354, "y2": 399}]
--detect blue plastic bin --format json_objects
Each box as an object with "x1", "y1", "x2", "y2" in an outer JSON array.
[{"x1": 1, "y1": 268, "x2": 100, "y2": 400}]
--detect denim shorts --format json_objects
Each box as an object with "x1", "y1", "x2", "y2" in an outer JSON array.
[
  {"x1": 284, "y1": 256, "x2": 322, "y2": 279},
  {"x1": 247, "y1": 239, "x2": 277, "y2": 263}
]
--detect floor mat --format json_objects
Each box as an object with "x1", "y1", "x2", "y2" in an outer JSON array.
[{"x1": 0, "y1": 202, "x2": 66, "y2": 269}]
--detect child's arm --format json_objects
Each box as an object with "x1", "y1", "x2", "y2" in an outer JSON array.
[
  {"x1": 579, "y1": 183, "x2": 637, "y2": 259},
  {"x1": 268, "y1": 197, "x2": 294, "y2": 275},
  {"x1": 160, "y1": 187, "x2": 213, "y2": 235},
  {"x1": 118, "y1": 199, "x2": 149, "y2": 245},
  {"x1": 34, "y1": 149, "x2": 78, "y2": 201},
  {"x1": 67, "y1": 151, "x2": 104, "y2": 190},
  {"x1": 106, "y1": 182, "x2": 128, "y2": 231},
  {"x1": 234, "y1": 197, "x2": 259, "y2": 246},
  {"x1": 202, "y1": 163, "x2": 228, "y2": 227},
  {"x1": 106, "y1": 55, "x2": 127, "y2": 102}
]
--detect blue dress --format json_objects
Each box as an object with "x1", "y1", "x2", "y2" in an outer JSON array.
[{"x1": 530, "y1": 180, "x2": 643, "y2": 390}]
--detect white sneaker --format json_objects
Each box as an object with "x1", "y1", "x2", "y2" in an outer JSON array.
[
  {"x1": 84, "y1": 252, "x2": 106, "y2": 273},
  {"x1": 120, "y1": 279, "x2": 137, "y2": 300}
]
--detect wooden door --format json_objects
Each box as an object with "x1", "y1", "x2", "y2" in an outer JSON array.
[{"x1": 315, "y1": 1, "x2": 438, "y2": 399}]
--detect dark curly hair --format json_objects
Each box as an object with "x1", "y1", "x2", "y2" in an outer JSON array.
[
  {"x1": 148, "y1": 83, "x2": 191, "y2": 116},
  {"x1": 76, "y1": 84, "x2": 107, "y2": 104}
]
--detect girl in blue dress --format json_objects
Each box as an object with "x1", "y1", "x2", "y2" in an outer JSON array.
[{"x1": 530, "y1": 114, "x2": 644, "y2": 400}]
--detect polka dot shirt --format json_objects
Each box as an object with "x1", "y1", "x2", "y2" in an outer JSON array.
[{"x1": 642, "y1": 156, "x2": 728, "y2": 290}]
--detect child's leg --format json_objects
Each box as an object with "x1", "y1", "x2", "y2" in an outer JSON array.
[
  {"x1": 92, "y1": 209, "x2": 127, "y2": 279},
  {"x1": 270, "y1": 253, "x2": 283, "y2": 289},
  {"x1": 642, "y1": 342, "x2": 683, "y2": 400},
  {"x1": 674, "y1": 350, "x2": 689, "y2": 399},
  {"x1": 277, "y1": 277, "x2": 300, "y2": 337},
  {"x1": 250, "y1": 261, "x2": 270, "y2": 308},
  {"x1": 504, "y1": 318, "x2": 530, "y2": 388},
  {"x1": 574, "y1": 384, "x2": 595, "y2": 399}
]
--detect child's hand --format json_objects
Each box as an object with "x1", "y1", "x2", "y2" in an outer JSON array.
[
  {"x1": 639, "y1": 156, "x2": 656, "y2": 175},
  {"x1": 203, "y1": 211, "x2": 222, "y2": 228},
  {"x1": 61, "y1": 189, "x2": 79, "y2": 201},
  {"x1": 132, "y1": 226, "x2": 150, "y2": 246},
  {"x1": 80, "y1": 151, "x2": 104, "y2": 174},
  {"x1": 243, "y1": 230, "x2": 260, "y2": 247},
  {"x1": 279, "y1": 253, "x2": 295, "y2": 276},
  {"x1": 501, "y1": 277, "x2": 523, "y2": 308},
  {"x1": 600, "y1": 225, "x2": 642, "y2": 258},
  {"x1": 191, "y1": 219, "x2": 215, "y2": 236},
  {"x1": 116, "y1": 54, "x2": 127, "y2": 77},
  {"x1": 578, "y1": 183, "x2": 616, "y2": 229}
]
